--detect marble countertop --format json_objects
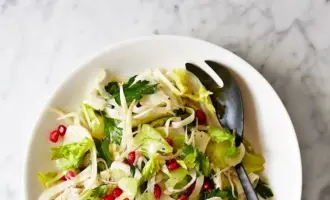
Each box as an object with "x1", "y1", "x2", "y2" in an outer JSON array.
[{"x1": 1, "y1": 0, "x2": 330, "y2": 199}]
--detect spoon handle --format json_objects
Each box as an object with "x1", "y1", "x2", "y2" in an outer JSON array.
[{"x1": 235, "y1": 163, "x2": 259, "y2": 200}]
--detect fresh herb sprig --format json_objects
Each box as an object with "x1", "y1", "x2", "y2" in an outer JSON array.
[{"x1": 105, "y1": 75, "x2": 157, "y2": 105}]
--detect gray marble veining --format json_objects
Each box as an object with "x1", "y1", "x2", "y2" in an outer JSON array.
[{"x1": 0, "y1": 0, "x2": 329, "y2": 199}]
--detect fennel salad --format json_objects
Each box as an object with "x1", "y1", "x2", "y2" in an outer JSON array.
[{"x1": 37, "y1": 68, "x2": 273, "y2": 200}]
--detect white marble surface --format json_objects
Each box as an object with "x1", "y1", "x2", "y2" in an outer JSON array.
[{"x1": 1, "y1": 0, "x2": 330, "y2": 199}]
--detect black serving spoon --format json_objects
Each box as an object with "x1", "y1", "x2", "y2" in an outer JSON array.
[{"x1": 186, "y1": 61, "x2": 259, "y2": 200}]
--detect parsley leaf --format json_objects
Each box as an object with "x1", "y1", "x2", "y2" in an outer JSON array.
[
  {"x1": 104, "y1": 82, "x2": 119, "y2": 95},
  {"x1": 104, "y1": 117, "x2": 122, "y2": 145},
  {"x1": 94, "y1": 139, "x2": 112, "y2": 167},
  {"x1": 181, "y1": 144, "x2": 195, "y2": 156},
  {"x1": 104, "y1": 76, "x2": 158, "y2": 105},
  {"x1": 181, "y1": 144, "x2": 197, "y2": 168},
  {"x1": 114, "y1": 80, "x2": 157, "y2": 104},
  {"x1": 180, "y1": 144, "x2": 211, "y2": 176},
  {"x1": 195, "y1": 152, "x2": 211, "y2": 176},
  {"x1": 255, "y1": 180, "x2": 274, "y2": 199},
  {"x1": 91, "y1": 185, "x2": 109, "y2": 197},
  {"x1": 124, "y1": 75, "x2": 137, "y2": 88}
]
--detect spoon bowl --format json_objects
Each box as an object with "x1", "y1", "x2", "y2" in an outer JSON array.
[
  {"x1": 205, "y1": 60, "x2": 244, "y2": 146},
  {"x1": 186, "y1": 61, "x2": 259, "y2": 200}
]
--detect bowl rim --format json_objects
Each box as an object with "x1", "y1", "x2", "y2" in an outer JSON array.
[{"x1": 22, "y1": 35, "x2": 302, "y2": 199}]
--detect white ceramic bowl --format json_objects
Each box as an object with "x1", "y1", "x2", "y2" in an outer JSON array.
[{"x1": 23, "y1": 36, "x2": 302, "y2": 200}]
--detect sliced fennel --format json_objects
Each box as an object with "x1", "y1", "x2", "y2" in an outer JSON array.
[
  {"x1": 81, "y1": 103, "x2": 105, "y2": 139},
  {"x1": 132, "y1": 107, "x2": 171, "y2": 126},
  {"x1": 118, "y1": 177, "x2": 139, "y2": 198},
  {"x1": 83, "y1": 89, "x2": 107, "y2": 111},
  {"x1": 206, "y1": 141, "x2": 245, "y2": 168},
  {"x1": 193, "y1": 130, "x2": 211, "y2": 153},
  {"x1": 38, "y1": 166, "x2": 92, "y2": 200},
  {"x1": 189, "y1": 175, "x2": 204, "y2": 200},
  {"x1": 171, "y1": 107, "x2": 195, "y2": 128},
  {"x1": 133, "y1": 124, "x2": 173, "y2": 157},
  {"x1": 165, "y1": 170, "x2": 197, "y2": 193},
  {"x1": 110, "y1": 161, "x2": 132, "y2": 177},
  {"x1": 165, "y1": 168, "x2": 188, "y2": 189}
]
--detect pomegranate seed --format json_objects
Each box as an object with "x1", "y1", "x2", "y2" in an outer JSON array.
[
  {"x1": 60, "y1": 176, "x2": 66, "y2": 181},
  {"x1": 112, "y1": 187, "x2": 123, "y2": 197},
  {"x1": 123, "y1": 198, "x2": 129, "y2": 200},
  {"x1": 203, "y1": 182, "x2": 210, "y2": 190},
  {"x1": 168, "y1": 161, "x2": 180, "y2": 171},
  {"x1": 195, "y1": 109, "x2": 206, "y2": 125},
  {"x1": 203, "y1": 179, "x2": 213, "y2": 191},
  {"x1": 65, "y1": 170, "x2": 76, "y2": 180},
  {"x1": 58, "y1": 125, "x2": 67, "y2": 136},
  {"x1": 127, "y1": 151, "x2": 136, "y2": 165},
  {"x1": 154, "y1": 184, "x2": 162, "y2": 198},
  {"x1": 165, "y1": 137, "x2": 173, "y2": 146},
  {"x1": 177, "y1": 194, "x2": 187, "y2": 200},
  {"x1": 49, "y1": 130, "x2": 60, "y2": 143},
  {"x1": 103, "y1": 194, "x2": 115, "y2": 200}
]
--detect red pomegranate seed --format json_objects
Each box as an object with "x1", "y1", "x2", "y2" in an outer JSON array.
[
  {"x1": 203, "y1": 179, "x2": 213, "y2": 191},
  {"x1": 177, "y1": 194, "x2": 187, "y2": 200},
  {"x1": 112, "y1": 187, "x2": 123, "y2": 197},
  {"x1": 203, "y1": 182, "x2": 210, "y2": 190},
  {"x1": 49, "y1": 130, "x2": 60, "y2": 143},
  {"x1": 168, "y1": 161, "x2": 180, "y2": 171},
  {"x1": 103, "y1": 194, "x2": 115, "y2": 200},
  {"x1": 58, "y1": 125, "x2": 67, "y2": 136},
  {"x1": 195, "y1": 109, "x2": 206, "y2": 125},
  {"x1": 60, "y1": 176, "x2": 66, "y2": 181},
  {"x1": 165, "y1": 137, "x2": 174, "y2": 146},
  {"x1": 166, "y1": 159, "x2": 176, "y2": 165},
  {"x1": 65, "y1": 170, "x2": 76, "y2": 180},
  {"x1": 154, "y1": 184, "x2": 161, "y2": 198},
  {"x1": 127, "y1": 151, "x2": 136, "y2": 165},
  {"x1": 123, "y1": 198, "x2": 129, "y2": 200}
]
